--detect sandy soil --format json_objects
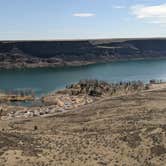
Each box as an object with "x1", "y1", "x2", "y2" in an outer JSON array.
[{"x1": 0, "y1": 84, "x2": 166, "y2": 165}]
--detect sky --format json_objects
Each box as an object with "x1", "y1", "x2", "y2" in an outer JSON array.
[{"x1": 0, "y1": 0, "x2": 166, "y2": 40}]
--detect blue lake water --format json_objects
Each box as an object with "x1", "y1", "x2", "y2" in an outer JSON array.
[{"x1": 1, "y1": 59, "x2": 166, "y2": 96}]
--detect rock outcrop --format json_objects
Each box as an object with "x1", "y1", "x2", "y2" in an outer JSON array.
[
  {"x1": 42, "y1": 80, "x2": 147, "y2": 106},
  {"x1": 65, "y1": 80, "x2": 146, "y2": 96}
]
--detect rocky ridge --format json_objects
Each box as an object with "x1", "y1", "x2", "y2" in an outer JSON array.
[{"x1": 1, "y1": 38, "x2": 166, "y2": 68}]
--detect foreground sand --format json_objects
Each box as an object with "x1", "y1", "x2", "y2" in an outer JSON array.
[{"x1": 0, "y1": 84, "x2": 166, "y2": 165}]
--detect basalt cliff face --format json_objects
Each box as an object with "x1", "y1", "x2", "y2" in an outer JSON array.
[{"x1": 0, "y1": 38, "x2": 166, "y2": 68}]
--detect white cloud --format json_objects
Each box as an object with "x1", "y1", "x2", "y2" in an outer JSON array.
[
  {"x1": 73, "y1": 13, "x2": 95, "y2": 17},
  {"x1": 112, "y1": 5, "x2": 126, "y2": 9},
  {"x1": 131, "y1": 4, "x2": 166, "y2": 24}
]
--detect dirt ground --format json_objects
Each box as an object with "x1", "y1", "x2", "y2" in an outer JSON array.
[{"x1": 0, "y1": 85, "x2": 166, "y2": 165}]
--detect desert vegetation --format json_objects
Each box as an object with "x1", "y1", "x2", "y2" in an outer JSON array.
[{"x1": 0, "y1": 80, "x2": 166, "y2": 165}]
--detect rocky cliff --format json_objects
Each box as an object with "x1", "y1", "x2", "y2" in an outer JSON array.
[{"x1": 0, "y1": 38, "x2": 166, "y2": 68}]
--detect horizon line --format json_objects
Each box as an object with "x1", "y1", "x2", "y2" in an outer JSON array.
[{"x1": 1, "y1": 37, "x2": 166, "y2": 42}]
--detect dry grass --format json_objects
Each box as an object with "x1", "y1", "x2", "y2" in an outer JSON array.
[{"x1": 0, "y1": 85, "x2": 166, "y2": 165}]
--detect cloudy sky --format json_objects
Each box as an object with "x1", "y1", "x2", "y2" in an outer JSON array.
[{"x1": 0, "y1": 0, "x2": 166, "y2": 40}]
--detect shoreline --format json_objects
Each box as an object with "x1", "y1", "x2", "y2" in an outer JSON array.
[
  {"x1": 1, "y1": 56, "x2": 166, "y2": 70},
  {"x1": 0, "y1": 79, "x2": 164, "y2": 120}
]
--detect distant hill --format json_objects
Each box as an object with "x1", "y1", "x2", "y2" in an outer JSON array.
[{"x1": 0, "y1": 38, "x2": 166, "y2": 68}]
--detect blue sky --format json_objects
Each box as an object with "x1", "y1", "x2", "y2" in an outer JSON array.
[{"x1": 0, "y1": 0, "x2": 166, "y2": 40}]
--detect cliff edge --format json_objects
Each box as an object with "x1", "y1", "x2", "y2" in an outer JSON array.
[{"x1": 0, "y1": 38, "x2": 166, "y2": 68}]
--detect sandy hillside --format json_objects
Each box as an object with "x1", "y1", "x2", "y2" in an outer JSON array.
[{"x1": 0, "y1": 84, "x2": 166, "y2": 165}]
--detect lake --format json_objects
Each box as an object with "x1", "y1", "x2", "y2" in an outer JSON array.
[{"x1": 1, "y1": 59, "x2": 166, "y2": 96}]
